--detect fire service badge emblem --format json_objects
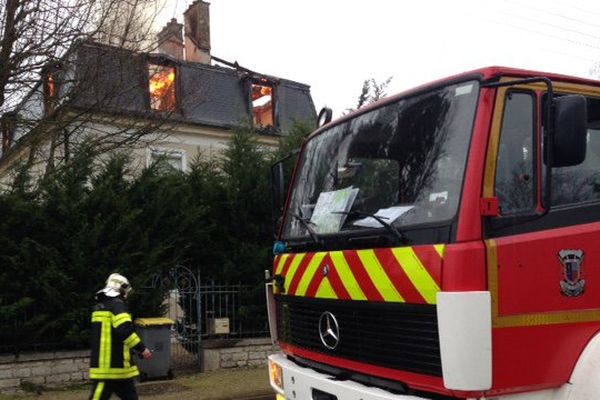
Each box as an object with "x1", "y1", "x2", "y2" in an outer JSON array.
[{"x1": 558, "y1": 249, "x2": 585, "y2": 297}]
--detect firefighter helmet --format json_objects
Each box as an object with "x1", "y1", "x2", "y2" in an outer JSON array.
[{"x1": 97, "y1": 273, "x2": 132, "y2": 298}]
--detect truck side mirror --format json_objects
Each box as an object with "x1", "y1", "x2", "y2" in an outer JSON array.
[
  {"x1": 552, "y1": 95, "x2": 587, "y2": 167},
  {"x1": 271, "y1": 160, "x2": 286, "y2": 238},
  {"x1": 271, "y1": 149, "x2": 299, "y2": 239}
]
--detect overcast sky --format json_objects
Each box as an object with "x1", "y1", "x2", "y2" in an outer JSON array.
[{"x1": 157, "y1": 0, "x2": 600, "y2": 116}]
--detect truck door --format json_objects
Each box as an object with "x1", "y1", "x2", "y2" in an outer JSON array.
[{"x1": 483, "y1": 82, "x2": 600, "y2": 392}]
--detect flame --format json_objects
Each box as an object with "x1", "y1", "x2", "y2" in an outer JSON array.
[
  {"x1": 252, "y1": 84, "x2": 272, "y2": 101},
  {"x1": 46, "y1": 74, "x2": 56, "y2": 98},
  {"x1": 261, "y1": 86, "x2": 271, "y2": 96},
  {"x1": 149, "y1": 69, "x2": 175, "y2": 96},
  {"x1": 149, "y1": 65, "x2": 176, "y2": 111},
  {"x1": 251, "y1": 83, "x2": 274, "y2": 127}
]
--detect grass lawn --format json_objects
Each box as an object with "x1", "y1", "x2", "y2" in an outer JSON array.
[{"x1": 0, "y1": 367, "x2": 271, "y2": 400}]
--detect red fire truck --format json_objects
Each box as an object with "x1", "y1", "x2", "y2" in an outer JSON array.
[{"x1": 266, "y1": 67, "x2": 600, "y2": 399}]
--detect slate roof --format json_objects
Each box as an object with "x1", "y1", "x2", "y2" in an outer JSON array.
[{"x1": 67, "y1": 41, "x2": 316, "y2": 134}]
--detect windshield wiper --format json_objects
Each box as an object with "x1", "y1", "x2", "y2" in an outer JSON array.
[
  {"x1": 332, "y1": 210, "x2": 410, "y2": 244},
  {"x1": 293, "y1": 214, "x2": 322, "y2": 245}
]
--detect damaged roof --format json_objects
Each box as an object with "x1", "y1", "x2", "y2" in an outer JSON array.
[{"x1": 29, "y1": 41, "x2": 317, "y2": 135}]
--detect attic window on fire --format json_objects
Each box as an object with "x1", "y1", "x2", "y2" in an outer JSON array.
[
  {"x1": 1, "y1": 113, "x2": 16, "y2": 155},
  {"x1": 148, "y1": 64, "x2": 176, "y2": 112},
  {"x1": 252, "y1": 82, "x2": 274, "y2": 128},
  {"x1": 44, "y1": 73, "x2": 57, "y2": 115}
]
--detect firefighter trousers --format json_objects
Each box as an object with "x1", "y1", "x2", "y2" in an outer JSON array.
[{"x1": 89, "y1": 379, "x2": 138, "y2": 400}]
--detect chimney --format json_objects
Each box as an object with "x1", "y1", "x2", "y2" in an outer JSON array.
[
  {"x1": 157, "y1": 18, "x2": 184, "y2": 60},
  {"x1": 184, "y1": 0, "x2": 211, "y2": 64}
]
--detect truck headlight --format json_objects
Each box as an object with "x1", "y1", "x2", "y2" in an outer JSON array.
[{"x1": 269, "y1": 359, "x2": 284, "y2": 393}]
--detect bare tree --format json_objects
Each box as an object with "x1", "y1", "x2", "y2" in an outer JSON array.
[
  {"x1": 1, "y1": 0, "x2": 164, "y2": 112},
  {"x1": 355, "y1": 77, "x2": 393, "y2": 110},
  {"x1": 93, "y1": 0, "x2": 165, "y2": 50},
  {"x1": 0, "y1": 0, "x2": 172, "y2": 176},
  {"x1": 590, "y1": 62, "x2": 600, "y2": 80}
]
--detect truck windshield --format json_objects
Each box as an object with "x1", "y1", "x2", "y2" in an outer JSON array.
[{"x1": 282, "y1": 80, "x2": 479, "y2": 240}]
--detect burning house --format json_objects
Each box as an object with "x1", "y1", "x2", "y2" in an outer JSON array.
[{"x1": 0, "y1": 0, "x2": 316, "y2": 175}]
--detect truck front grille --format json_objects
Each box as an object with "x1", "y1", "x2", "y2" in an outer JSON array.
[{"x1": 276, "y1": 295, "x2": 442, "y2": 377}]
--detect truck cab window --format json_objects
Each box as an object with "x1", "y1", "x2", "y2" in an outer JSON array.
[
  {"x1": 282, "y1": 81, "x2": 479, "y2": 239},
  {"x1": 544, "y1": 96, "x2": 600, "y2": 206},
  {"x1": 495, "y1": 91, "x2": 535, "y2": 215},
  {"x1": 337, "y1": 158, "x2": 399, "y2": 211}
]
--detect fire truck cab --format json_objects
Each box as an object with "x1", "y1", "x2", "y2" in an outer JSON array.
[{"x1": 267, "y1": 67, "x2": 600, "y2": 400}]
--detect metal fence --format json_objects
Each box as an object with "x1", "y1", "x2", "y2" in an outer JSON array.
[
  {"x1": 198, "y1": 282, "x2": 269, "y2": 339},
  {"x1": 1, "y1": 266, "x2": 271, "y2": 370},
  {"x1": 150, "y1": 266, "x2": 269, "y2": 369}
]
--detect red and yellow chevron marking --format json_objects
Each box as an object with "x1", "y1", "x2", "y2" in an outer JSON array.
[{"x1": 273, "y1": 245, "x2": 444, "y2": 304}]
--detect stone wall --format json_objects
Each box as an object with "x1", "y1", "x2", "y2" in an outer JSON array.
[
  {"x1": 200, "y1": 338, "x2": 279, "y2": 371},
  {"x1": 0, "y1": 338, "x2": 277, "y2": 392},
  {"x1": 0, "y1": 350, "x2": 89, "y2": 391}
]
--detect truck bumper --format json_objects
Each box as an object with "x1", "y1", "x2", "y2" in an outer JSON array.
[{"x1": 268, "y1": 354, "x2": 432, "y2": 400}]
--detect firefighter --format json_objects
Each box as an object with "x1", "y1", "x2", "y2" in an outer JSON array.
[{"x1": 89, "y1": 273, "x2": 152, "y2": 400}]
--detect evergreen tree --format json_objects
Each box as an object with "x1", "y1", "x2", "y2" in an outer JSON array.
[
  {"x1": 0, "y1": 121, "x2": 317, "y2": 351},
  {"x1": 0, "y1": 150, "x2": 209, "y2": 349}
]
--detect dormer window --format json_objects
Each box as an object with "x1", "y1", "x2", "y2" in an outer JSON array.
[
  {"x1": 43, "y1": 72, "x2": 57, "y2": 115},
  {"x1": 1, "y1": 112, "x2": 16, "y2": 154},
  {"x1": 251, "y1": 80, "x2": 274, "y2": 128},
  {"x1": 148, "y1": 63, "x2": 176, "y2": 112}
]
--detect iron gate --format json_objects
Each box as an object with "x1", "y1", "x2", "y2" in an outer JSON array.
[
  {"x1": 147, "y1": 265, "x2": 201, "y2": 369},
  {"x1": 144, "y1": 266, "x2": 270, "y2": 370}
]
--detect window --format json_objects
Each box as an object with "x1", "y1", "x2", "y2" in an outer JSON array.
[
  {"x1": 149, "y1": 148, "x2": 185, "y2": 172},
  {"x1": 148, "y1": 64, "x2": 176, "y2": 112},
  {"x1": 41, "y1": 62, "x2": 62, "y2": 115},
  {"x1": 282, "y1": 81, "x2": 479, "y2": 239},
  {"x1": 545, "y1": 96, "x2": 600, "y2": 206},
  {"x1": 43, "y1": 72, "x2": 57, "y2": 115},
  {"x1": 251, "y1": 80, "x2": 274, "y2": 128},
  {"x1": 495, "y1": 91, "x2": 536, "y2": 214},
  {"x1": 1, "y1": 112, "x2": 16, "y2": 155},
  {"x1": 340, "y1": 158, "x2": 400, "y2": 211}
]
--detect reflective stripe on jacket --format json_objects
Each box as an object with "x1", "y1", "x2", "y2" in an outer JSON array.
[{"x1": 89, "y1": 296, "x2": 145, "y2": 380}]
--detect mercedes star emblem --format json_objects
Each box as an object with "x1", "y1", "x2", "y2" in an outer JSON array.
[
  {"x1": 318, "y1": 311, "x2": 340, "y2": 350},
  {"x1": 322, "y1": 264, "x2": 330, "y2": 277}
]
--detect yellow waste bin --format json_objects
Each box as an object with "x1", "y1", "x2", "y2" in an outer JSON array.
[{"x1": 134, "y1": 318, "x2": 174, "y2": 381}]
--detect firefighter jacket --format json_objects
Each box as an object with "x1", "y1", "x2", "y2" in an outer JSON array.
[{"x1": 89, "y1": 296, "x2": 146, "y2": 380}]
